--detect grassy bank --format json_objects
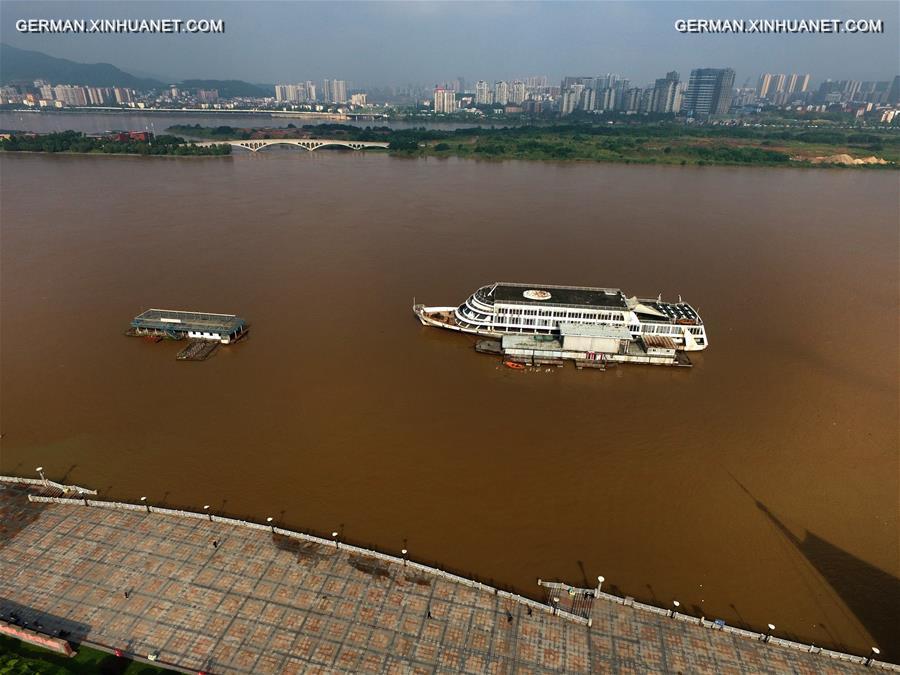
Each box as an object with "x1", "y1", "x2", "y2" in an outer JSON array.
[
  {"x1": 0, "y1": 131, "x2": 231, "y2": 156},
  {"x1": 0, "y1": 635, "x2": 176, "y2": 674},
  {"x1": 167, "y1": 122, "x2": 899, "y2": 167}
]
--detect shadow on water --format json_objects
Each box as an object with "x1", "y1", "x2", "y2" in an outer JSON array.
[{"x1": 733, "y1": 476, "x2": 900, "y2": 657}]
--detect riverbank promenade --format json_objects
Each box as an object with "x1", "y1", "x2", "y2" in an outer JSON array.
[{"x1": 0, "y1": 481, "x2": 885, "y2": 674}]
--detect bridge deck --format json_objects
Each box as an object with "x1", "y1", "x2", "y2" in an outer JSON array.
[{"x1": 195, "y1": 138, "x2": 390, "y2": 151}]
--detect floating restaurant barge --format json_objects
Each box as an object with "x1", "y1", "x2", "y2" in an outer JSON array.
[
  {"x1": 129, "y1": 309, "x2": 246, "y2": 343},
  {"x1": 415, "y1": 282, "x2": 706, "y2": 368}
]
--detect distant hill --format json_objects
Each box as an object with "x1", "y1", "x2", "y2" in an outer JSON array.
[
  {"x1": 179, "y1": 79, "x2": 273, "y2": 98},
  {"x1": 0, "y1": 44, "x2": 163, "y2": 89},
  {"x1": 0, "y1": 45, "x2": 273, "y2": 98}
]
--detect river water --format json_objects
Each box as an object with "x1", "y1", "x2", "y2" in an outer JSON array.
[{"x1": 1, "y1": 143, "x2": 897, "y2": 658}]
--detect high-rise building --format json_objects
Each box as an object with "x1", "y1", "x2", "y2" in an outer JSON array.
[
  {"x1": 772, "y1": 74, "x2": 787, "y2": 95},
  {"x1": 350, "y1": 93, "x2": 367, "y2": 107},
  {"x1": 786, "y1": 74, "x2": 799, "y2": 95},
  {"x1": 888, "y1": 76, "x2": 900, "y2": 104},
  {"x1": 760, "y1": 73, "x2": 810, "y2": 99},
  {"x1": 196, "y1": 89, "x2": 219, "y2": 103},
  {"x1": 321, "y1": 79, "x2": 332, "y2": 104},
  {"x1": 332, "y1": 80, "x2": 347, "y2": 103},
  {"x1": 305, "y1": 81, "x2": 317, "y2": 101},
  {"x1": 620, "y1": 88, "x2": 642, "y2": 113},
  {"x1": 493, "y1": 81, "x2": 509, "y2": 106},
  {"x1": 650, "y1": 71, "x2": 681, "y2": 113},
  {"x1": 475, "y1": 80, "x2": 492, "y2": 105},
  {"x1": 87, "y1": 87, "x2": 107, "y2": 105},
  {"x1": 511, "y1": 81, "x2": 526, "y2": 105},
  {"x1": 53, "y1": 85, "x2": 88, "y2": 106},
  {"x1": 682, "y1": 68, "x2": 735, "y2": 116},
  {"x1": 113, "y1": 88, "x2": 133, "y2": 104},
  {"x1": 559, "y1": 84, "x2": 585, "y2": 115},
  {"x1": 433, "y1": 87, "x2": 457, "y2": 113},
  {"x1": 275, "y1": 84, "x2": 288, "y2": 102}
]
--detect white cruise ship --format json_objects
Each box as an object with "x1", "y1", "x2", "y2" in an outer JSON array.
[{"x1": 414, "y1": 282, "x2": 708, "y2": 351}]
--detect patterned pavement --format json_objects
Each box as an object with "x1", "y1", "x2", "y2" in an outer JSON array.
[{"x1": 0, "y1": 483, "x2": 874, "y2": 674}]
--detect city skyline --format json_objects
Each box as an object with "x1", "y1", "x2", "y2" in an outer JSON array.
[{"x1": 1, "y1": 1, "x2": 897, "y2": 87}]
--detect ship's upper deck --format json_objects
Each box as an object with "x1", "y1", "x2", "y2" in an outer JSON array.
[
  {"x1": 489, "y1": 283, "x2": 628, "y2": 309},
  {"x1": 635, "y1": 300, "x2": 701, "y2": 324}
]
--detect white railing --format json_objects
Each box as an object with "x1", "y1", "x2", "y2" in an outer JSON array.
[
  {"x1": 0, "y1": 475, "x2": 96, "y2": 495},
  {"x1": 20, "y1": 494, "x2": 589, "y2": 627}
]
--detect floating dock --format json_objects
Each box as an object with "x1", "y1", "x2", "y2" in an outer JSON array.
[
  {"x1": 129, "y1": 309, "x2": 246, "y2": 344},
  {"x1": 475, "y1": 323, "x2": 691, "y2": 370},
  {"x1": 126, "y1": 308, "x2": 247, "y2": 362}
]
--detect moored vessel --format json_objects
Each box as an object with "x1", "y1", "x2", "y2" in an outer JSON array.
[{"x1": 414, "y1": 282, "x2": 708, "y2": 352}]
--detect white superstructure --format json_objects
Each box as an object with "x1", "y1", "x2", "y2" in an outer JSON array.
[{"x1": 414, "y1": 282, "x2": 708, "y2": 351}]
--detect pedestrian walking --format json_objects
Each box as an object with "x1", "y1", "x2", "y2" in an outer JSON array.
[{"x1": 212, "y1": 540, "x2": 218, "y2": 549}]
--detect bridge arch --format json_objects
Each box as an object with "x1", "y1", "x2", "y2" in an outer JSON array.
[{"x1": 215, "y1": 139, "x2": 389, "y2": 153}]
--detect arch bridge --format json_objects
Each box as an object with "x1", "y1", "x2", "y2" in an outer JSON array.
[{"x1": 196, "y1": 138, "x2": 390, "y2": 152}]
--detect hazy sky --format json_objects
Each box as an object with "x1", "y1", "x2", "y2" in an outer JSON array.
[{"x1": 2, "y1": 1, "x2": 897, "y2": 86}]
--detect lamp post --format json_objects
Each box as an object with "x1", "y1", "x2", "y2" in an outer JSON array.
[
  {"x1": 332, "y1": 531, "x2": 339, "y2": 549},
  {"x1": 203, "y1": 505, "x2": 211, "y2": 522},
  {"x1": 139, "y1": 496, "x2": 150, "y2": 513},
  {"x1": 401, "y1": 548, "x2": 408, "y2": 566},
  {"x1": 866, "y1": 647, "x2": 881, "y2": 667},
  {"x1": 36, "y1": 467, "x2": 46, "y2": 485},
  {"x1": 596, "y1": 576, "x2": 605, "y2": 596},
  {"x1": 266, "y1": 516, "x2": 274, "y2": 533},
  {"x1": 764, "y1": 623, "x2": 775, "y2": 643},
  {"x1": 552, "y1": 597, "x2": 560, "y2": 616},
  {"x1": 670, "y1": 600, "x2": 680, "y2": 618}
]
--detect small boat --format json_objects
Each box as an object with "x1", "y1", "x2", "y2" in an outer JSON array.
[{"x1": 503, "y1": 360, "x2": 526, "y2": 370}]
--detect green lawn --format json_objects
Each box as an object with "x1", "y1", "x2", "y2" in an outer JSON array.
[{"x1": 0, "y1": 636, "x2": 176, "y2": 675}]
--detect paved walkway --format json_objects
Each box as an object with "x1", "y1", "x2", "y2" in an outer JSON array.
[{"x1": 0, "y1": 483, "x2": 876, "y2": 674}]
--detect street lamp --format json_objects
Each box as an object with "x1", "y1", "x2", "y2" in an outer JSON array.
[
  {"x1": 36, "y1": 467, "x2": 46, "y2": 484},
  {"x1": 332, "y1": 531, "x2": 339, "y2": 549},
  {"x1": 140, "y1": 496, "x2": 149, "y2": 513},
  {"x1": 203, "y1": 505, "x2": 211, "y2": 522},
  {"x1": 764, "y1": 623, "x2": 775, "y2": 643},
  {"x1": 866, "y1": 647, "x2": 881, "y2": 667},
  {"x1": 596, "y1": 576, "x2": 605, "y2": 596},
  {"x1": 671, "y1": 600, "x2": 680, "y2": 618},
  {"x1": 401, "y1": 548, "x2": 408, "y2": 566},
  {"x1": 552, "y1": 597, "x2": 560, "y2": 616},
  {"x1": 266, "y1": 516, "x2": 274, "y2": 533}
]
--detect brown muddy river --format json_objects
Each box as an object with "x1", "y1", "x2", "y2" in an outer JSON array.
[{"x1": 1, "y1": 149, "x2": 897, "y2": 658}]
